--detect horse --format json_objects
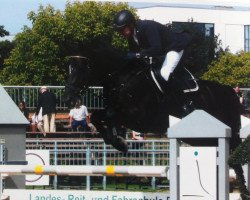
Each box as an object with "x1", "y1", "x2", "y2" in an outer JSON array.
[{"x1": 63, "y1": 43, "x2": 249, "y2": 198}]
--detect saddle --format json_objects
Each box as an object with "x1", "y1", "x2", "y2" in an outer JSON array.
[{"x1": 150, "y1": 65, "x2": 199, "y2": 94}]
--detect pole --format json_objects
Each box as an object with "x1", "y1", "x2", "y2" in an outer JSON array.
[{"x1": 0, "y1": 165, "x2": 168, "y2": 177}]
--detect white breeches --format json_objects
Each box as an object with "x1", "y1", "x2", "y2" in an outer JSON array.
[{"x1": 160, "y1": 50, "x2": 184, "y2": 81}]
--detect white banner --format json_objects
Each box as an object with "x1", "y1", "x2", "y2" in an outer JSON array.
[
  {"x1": 4, "y1": 190, "x2": 170, "y2": 200},
  {"x1": 26, "y1": 150, "x2": 50, "y2": 186}
]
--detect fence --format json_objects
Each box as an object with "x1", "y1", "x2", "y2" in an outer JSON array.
[
  {"x1": 3, "y1": 86, "x2": 103, "y2": 111},
  {"x1": 3, "y1": 86, "x2": 250, "y2": 112},
  {"x1": 25, "y1": 139, "x2": 169, "y2": 190}
]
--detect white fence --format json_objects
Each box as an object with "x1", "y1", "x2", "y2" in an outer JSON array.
[
  {"x1": 3, "y1": 86, "x2": 250, "y2": 111},
  {"x1": 3, "y1": 86, "x2": 104, "y2": 110},
  {"x1": 24, "y1": 139, "x2": 169, "y2": 190}
]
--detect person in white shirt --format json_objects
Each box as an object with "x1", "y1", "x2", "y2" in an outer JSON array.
[
  {"x1": 31, "y1": 107, "x2": 46, "y2": 136},
  {"x1": 68, "y1": 99, "x2": 90, "y2": 131}
]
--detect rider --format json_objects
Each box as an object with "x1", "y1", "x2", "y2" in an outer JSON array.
[{"x1": 113, "y1": 10, "x2": 193, "y2": 114}]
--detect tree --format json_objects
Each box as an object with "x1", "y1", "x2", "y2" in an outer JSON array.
[
  {"x1": 0, "y1": 26, "x2": 14, "y2": 70},
  {"x1": 0, "y1": 40, "x2": 15, "y2": 70},
  {"x1": 0, "y1": 2, "x2": 135, "y2": 85},
  {"x1": 202, "y1": 51, "x2": 250, "y2": 87},
  {"x1": 0, "y1": 25, "x2": 9, "y2": 37}
]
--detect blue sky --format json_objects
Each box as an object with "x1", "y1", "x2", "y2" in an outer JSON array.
[
  {"x1": 0, "y1": 0, "x2": 74, "y2": 36},
  {"x1": 1, "y1": 0, "x2": 248, "y2": 37},
  {"x1": 0, "y1": 0, "x2": 158, "y2": 36}
]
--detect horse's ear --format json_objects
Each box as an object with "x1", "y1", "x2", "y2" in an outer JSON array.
[{"x1": 67, "y1": 56, "x2": 89, "y2": 69}]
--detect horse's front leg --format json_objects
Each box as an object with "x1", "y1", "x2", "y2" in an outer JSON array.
[{"x1": 91, "y1": 109, "x2": 128, "y2": 153}]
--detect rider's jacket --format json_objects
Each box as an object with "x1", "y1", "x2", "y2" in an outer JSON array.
[{"x1": 128, "y1": 20, "x2": 193, "y2": 57}]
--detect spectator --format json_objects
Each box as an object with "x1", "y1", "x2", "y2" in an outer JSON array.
[
  {"x1": 18, "y1": 100, "x2": 29, "y2": 119},
  {"x1": 234, "y1": 86, "x2": 245, "y2": 114},
  {"x1": 31, "y1": 107, "x2": 46, "y2": 136},
  {"x1": 131, "y1": 130, "x2": 145, "y2": 165},
  {"x1": 131, "y1": 130, "x2": 145, "y2": 147},
  {"x1": 36, "y1": 86, "x2": 57, "y2": 133},
  {"x1": 68, "y1": 99, "x2": 90, "y2": 132}
]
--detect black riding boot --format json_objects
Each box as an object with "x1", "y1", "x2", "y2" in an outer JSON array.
[{"x1": 167, "y1": 74, "x2": 194, "y2": 117}]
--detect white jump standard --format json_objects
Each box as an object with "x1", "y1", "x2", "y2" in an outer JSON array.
[{"x1": 168, "y1": 110, "x2": 232, "y2": 200}]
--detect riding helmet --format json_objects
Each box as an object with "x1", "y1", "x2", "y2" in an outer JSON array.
[{"x1": 113, "y1": 10, "x2": 135, "y2": 31}]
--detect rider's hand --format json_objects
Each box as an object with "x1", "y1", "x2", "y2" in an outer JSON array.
[{"x1": 127, "y1": 52, "x2": 140, "y2": 59}]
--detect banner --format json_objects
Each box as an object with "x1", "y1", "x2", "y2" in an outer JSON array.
[{"x1": 4, "y1": 190, "x2": 170, "y2": 200}]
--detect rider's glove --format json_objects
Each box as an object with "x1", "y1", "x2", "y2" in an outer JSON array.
[{"x1": 127, "y1": 52, "x2": 141, "y2": 59}]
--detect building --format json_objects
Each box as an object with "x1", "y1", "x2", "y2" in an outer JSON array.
[{"x1": 136, "y1": 0, "x2": 250, "y2": 53}]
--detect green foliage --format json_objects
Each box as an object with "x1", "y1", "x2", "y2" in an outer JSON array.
[
  {"x1": 0, "y1": 25, "x2": 14, "y2": 70},
  {"x1": 202, "y1": 51, "x2": 250, "y2": 87},
  {"x1": 0, "y1": 1, "x2": 133, "y2": 85},
  {"x1": 229, "y1": 136, "x2": 250, "y2": 199},
  {"x1": 229, "y1": 136, "x2": 250, "y2": 165},
  {"x1": 0, "y1": 40, "x2": 15, "y2": 70},
  {"x1": 0, "y1": 25, "x2": 9, "y2": 37}
]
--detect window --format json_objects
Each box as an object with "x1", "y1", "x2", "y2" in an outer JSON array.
[
  {"x1": 244, "y1": 25, "x2": 250, "y2": 52},
  {"x1": 172, "y1": 22, "x2": 214, "y2": 38}
]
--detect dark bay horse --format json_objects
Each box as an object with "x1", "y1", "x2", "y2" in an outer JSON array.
[{"x1": 63, "y1": 43, "x2": 249, "y2": 198}]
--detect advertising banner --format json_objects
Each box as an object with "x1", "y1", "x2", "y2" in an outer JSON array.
[{"x1": 4, "y1": 190, "x2": 170, "y2": 200}]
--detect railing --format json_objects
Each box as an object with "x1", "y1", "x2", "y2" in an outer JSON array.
[
  {"x1": 25, "y1": 139, "x2": 169, "y2": 190},
  {"x1": 3, "y1": 86, "x2": 250, "y2": 111},
  {"x1": 3, "y1": 86, "x2": 104, "y2": 111},
  {"x1": 26, "y1": 139, "x2": 169, "y2": 166}
]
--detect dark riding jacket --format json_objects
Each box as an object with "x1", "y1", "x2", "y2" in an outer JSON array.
[
  {"x1": 37, "y1": 91, "x2": 57, "y2": 116},
  {"x1": 128, "y1": 20, "x2": 192, "y2": 57}
]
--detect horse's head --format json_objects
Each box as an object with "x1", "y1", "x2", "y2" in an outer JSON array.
[
  {"x1": 63, "y1": 56, "x2": 90, "y2": 107},
  {"x1": 63, "y1": 42, "x2": 137, "y2": 107}
]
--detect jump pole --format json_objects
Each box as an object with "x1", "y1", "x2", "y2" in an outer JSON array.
[{"x1": 0, "y1": 165, "x2": 167, "y2": 177}]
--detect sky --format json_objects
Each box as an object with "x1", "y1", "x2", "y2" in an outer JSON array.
[
  {"x1": 1, "y1": 0, "x2": 250, "y2": 37},
  {"x1": 0, "y1": 0, "x2": 158, "y2": 37},
  {"x1": 0, "y1": 0, "x2": 73, "y2": 36}
]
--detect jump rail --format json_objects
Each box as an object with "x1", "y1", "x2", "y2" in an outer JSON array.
[{"x1": 0, "y1": 165, "x2": 168, "y2": 177}]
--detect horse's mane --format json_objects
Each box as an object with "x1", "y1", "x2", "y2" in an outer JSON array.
[{"x1": 83, "y1": 42, "x2": 126, "y2": 63}]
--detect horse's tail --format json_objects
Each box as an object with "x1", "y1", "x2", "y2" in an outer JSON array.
[{"x1": 226, "y1": 85, "x2": 242, "y2": 150}]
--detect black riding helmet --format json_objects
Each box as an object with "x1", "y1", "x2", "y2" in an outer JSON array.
[{"x1": 113, "y1": 10, "x2": 135, "y2": 31}]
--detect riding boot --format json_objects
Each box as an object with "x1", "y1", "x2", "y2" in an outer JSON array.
[{"x1": 168, "y1": 73, "x2": 194, "y2": 117}]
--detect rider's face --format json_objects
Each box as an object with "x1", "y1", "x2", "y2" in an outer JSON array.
[{"x1": 120, "y1": 26, "x2": 133, "y2": 39}]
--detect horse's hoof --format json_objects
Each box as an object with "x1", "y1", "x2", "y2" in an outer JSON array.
[{"x1": 111, "y1": 136, "x2": 128, "y2": 153}]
